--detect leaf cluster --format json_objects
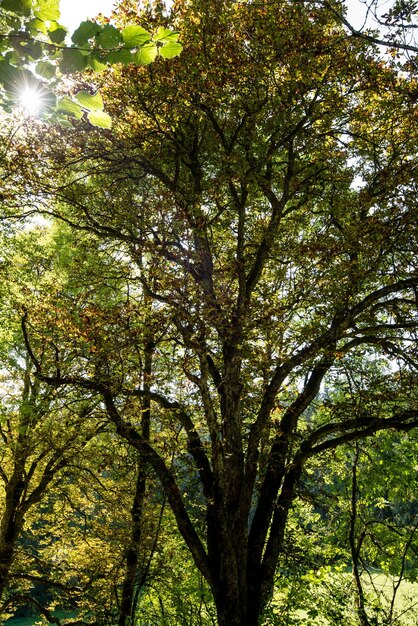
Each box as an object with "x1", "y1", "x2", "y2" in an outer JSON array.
[{"x1": 0, "y1": 0, "x2": 182, "y2": 127}]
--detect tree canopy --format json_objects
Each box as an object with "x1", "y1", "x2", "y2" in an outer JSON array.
[{"x1": 0, "y1": 1, "x2": 417, "y2": 625}]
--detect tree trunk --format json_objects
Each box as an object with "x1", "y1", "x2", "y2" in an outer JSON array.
[
  {"x1": 118, "y1": 340, "x2": 153, "y2": 626},
  {"x1": 349, "y1": 445, "x2": 372, "y2": 626},
  {"x1": 206, "y1": 506, "x2": 266, "y2": 626},
  {"x1": 0, "y1": 473, "x2": 25, "y2": 599},
  {"x1": 212, "y1": 575, "x2": 263, "y2": 626},
  {"x1": 118, "y1": 466, "x2": 146, "y2": 626}
]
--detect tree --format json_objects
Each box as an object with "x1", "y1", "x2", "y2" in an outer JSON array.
[
  {"x1": 0, "y1": 226, "x2": 167, "y2": 625},
  {"x1": 347, "y1": 436, "x2": 418, "y2": 626},
  {"x1": 323, "y1": 0, "x2": 418, "y2": 56},
  {"x1": 4, "y1": 0, "x2": 418, "y2": 624},
  {"x1": 291, "y1": 361, "x2": 418, "y2": 625}
]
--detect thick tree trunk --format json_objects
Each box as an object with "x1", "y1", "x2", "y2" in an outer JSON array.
[
  {"x1": 206, "y1": 454, "x2": 300, "y2": 626},
  {"x1": 212, "y1": 572, "x2": 263, "y2": 626},
  {"x1": 206, "y1": 507, "x2": 266, "y2": 626},
  {"x1": 213, "y1": 587, "x2": 252, "y2": 626},
  {"x1": 216, "y1": 605, "x2": 258, "y2": 626}
]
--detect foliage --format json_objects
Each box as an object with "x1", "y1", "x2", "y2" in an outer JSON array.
[
  {"x1": 0, "y1": 1, "x2": 417, "y2": 625},
  {"x1": 0, "y1": 0, "x2": 182, "y2": 126},
  {"x1": 0, "y1": 226, "x2": 169, "y2": 624}
]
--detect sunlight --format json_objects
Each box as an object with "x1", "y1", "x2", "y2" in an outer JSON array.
[{"x1": 18, "y1": 85, "x2": 45, "y2": 115}]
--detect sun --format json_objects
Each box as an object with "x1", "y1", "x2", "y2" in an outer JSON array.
[{"x1": 18, "y1": 85, "x2": 45, "y2": 115}]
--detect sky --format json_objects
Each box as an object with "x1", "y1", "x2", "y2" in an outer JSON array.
[
  {"x1": 59, "y1": 0, "x2": 369, "y2": 32},
  {"x1": 59, "y1": 0, "x2": 116, "y2": 31}
]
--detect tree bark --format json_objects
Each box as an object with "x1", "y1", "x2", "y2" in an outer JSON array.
[
  {"x1": 349, "y1": 445, "x2": 372, "y2": 626},
  {"x1": 118, "y1": 339, "x2": 153, "y2": 626},
  {"x1": 118, "y1": 467, "x2": 147, "y2": 626},
  {"x1": 0, "y1": 472, "x2": 25, "y2": 599}
]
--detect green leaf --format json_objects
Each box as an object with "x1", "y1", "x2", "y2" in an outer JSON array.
[
  {"x1": 39, "y1": 88, "x2": 57, "y2": 110},
  {"x1": 87, "y1": 109, "x2": 112, "y2": 129},
  {"x1": 28, "y1": 18, "x2": 48, "y2": 35},
  {"x1": 97, "y1": 24, "x2": 123, "y2": 49},
  {"x1": 87, "y1": 53, "x2": 107, "y2": 72},
  {"x1": 2, "y1": 0, "x2": 32, "y2": 16},
  {"x1": 71, "y1": 21, "x2": 102, "y2": 47},
  {"x1": 0, "y1": 60, "x2": 20, "y2": 88},
  {"x1": 134, "y1": 43, "x2": 158, "y2": 66},
  {"x1": 34, "y1": 0, "x2": 60, "y2": 22},
  {"x1": 56, "y1": 96, "x2": 84, "y2": 119},
  {"x1": 121, "y1": 25, "x2": 151, "y2": 48},
  {"x1": 35, "y1": 61, "x2": 56, "y2": 80},
  {"x1": 75, "y1": 90, "x2": 104, "y2": 111},
  {"x1": 105, "y1": 48, "x2": 133, "y2": 65},
  {"x1": 48, "y1": 25, "x2": 67, "y2": 44},
  {"x1": 159, "y1": 41, "x2": 183, "y2": 59},
  {"x1": 153, "y1": 27, "x2": 180, "y2": 43},
  {"x1": 57, "y1": 118, "x2": 74, "y2": 128},
  {"x1": 20, "y1": 41, "x2": 43, "y2": 61},
  {"x1": 5, "y1": 51, "x2": 21, "y2": 66},
  {"x1": 60, "y1": 49, "x2": 87, "y2": 73}
]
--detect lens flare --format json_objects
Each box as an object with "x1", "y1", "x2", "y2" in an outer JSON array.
[{"x1": 18, "y1": 85, "x2": 44, "y2": 115}]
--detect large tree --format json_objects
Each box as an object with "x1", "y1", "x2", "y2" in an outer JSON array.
[{"x1": 3, "y1": 0, "x2": 418, "y2": 624}]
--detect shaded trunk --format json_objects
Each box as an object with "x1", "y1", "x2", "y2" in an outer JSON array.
[
  {"x1": 349, "y1": 445, "x2": 372, "y2": 626},
  {"x1": 207, "y1": 498, "x2": 293, "y2": 626},
  {"x1": 0, "y1": 471, "x2": 25, "y2": 599},
  {"x1": 210, "y1": 552, "x2": 264, "y2": 626},
  {"x1": 118, "y1": 340, "x2": 153, "y2": 626},
  {"x1": 118, "y1": 467, "x2": 147, "y2": 626},
  {"x1": 206, "y1": 449, "x2": 301, "y2": 626}
]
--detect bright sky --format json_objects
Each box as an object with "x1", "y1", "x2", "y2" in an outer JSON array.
[
  {"x1": 59, "y1": 0, "x2": 116, "y2": 31},
  {"x1": 58, "y1": 1, "x2": 372, "y2": 35}
]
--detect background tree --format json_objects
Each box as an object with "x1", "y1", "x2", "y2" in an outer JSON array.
[
  {"x1": 0, "y1": 229, "x2": 88, "y2": 611},
  {"x1": 325, "y1": 0, "x2": 418, "y2": 55},
  {"x1": 0, "y1": 226, "x2": 172, "y2": 625},
  {"x1": 287, "y1": 361, "x2": 418, "y2": 626}
]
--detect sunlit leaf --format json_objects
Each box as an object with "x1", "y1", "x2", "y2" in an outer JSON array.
[
  {"x1": 134, "y1": 43, "x2": 158, "y2": 65},
  {"x1": 34, "y1": 0, "x2": 60, "y2": 22},
  {"x1": 87, "y1": 109, "x2": 112, "y2": 128},
  {"x1": 56, "y1": 96, "x2": 84, "y2": 119},
  {"x1": 35, "y1": 61, "x2": 56, "y2": 80},
  {"x1": 87, "y1": 53, "x2": 107, "y2": 72},
  {"x1": 153, "y1": 27, "x2": 180, "y2": 43},
  {"x1": 121, "y1": 25, "x2": 151, "y2": 48},
  {"x1": 28, "y1": 17, "x2": 48, "y2": 35},
  {"x1": 159, "y1": 41, "x2": 183, "y2": 59},
  {"x1": 4, "y1": 51, "x2": 20, "y2": 66},
  {"x1": 75, "y1": 90, "x2": 104, "y2": 111},
  {"x1": 57, "y1": 118, "x2": 74, "y2": 128},
  {"x1": 40, "y1": 88, "x2": 57, "y2": 110}
]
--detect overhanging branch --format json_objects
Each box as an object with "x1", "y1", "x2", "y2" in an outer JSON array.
[{"x1": 300, "y1": 409, "x2": 418, "y2": 459}]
